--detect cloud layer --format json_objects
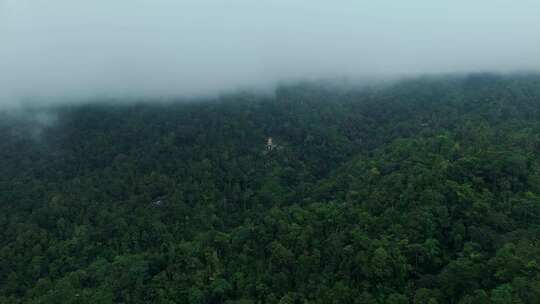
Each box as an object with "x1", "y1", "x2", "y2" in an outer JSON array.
[{"x1": 1, "y1": 0, "x2": 540, "y2": 107}]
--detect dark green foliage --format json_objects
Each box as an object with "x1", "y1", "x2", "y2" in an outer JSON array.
[{"x1": 1, "y1": 74, "x2": 540, "y2": 303}]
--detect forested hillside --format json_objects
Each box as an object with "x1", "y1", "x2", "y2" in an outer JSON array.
[{"x1": 1, "y1": 74, "x2": 540, "y2": 303}]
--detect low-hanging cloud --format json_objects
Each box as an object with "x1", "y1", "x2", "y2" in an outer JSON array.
[{"x1": 1, "y1": 0, "x2": 540, "y2": 108}]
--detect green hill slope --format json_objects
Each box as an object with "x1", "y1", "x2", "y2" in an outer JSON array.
[{"x1": 1, "y1": 74, "x2": 540, "y2": 303}]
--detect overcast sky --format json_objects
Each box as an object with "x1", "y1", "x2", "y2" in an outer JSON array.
[{"x1": 1, "y1": 0, "x2": 539, "y2": 107}]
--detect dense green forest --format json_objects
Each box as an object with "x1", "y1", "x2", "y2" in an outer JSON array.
[{"x1": 1, "y1": 74, "x2": 540, "y2": 303}]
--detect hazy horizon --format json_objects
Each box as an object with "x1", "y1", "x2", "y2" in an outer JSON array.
[{"x1": 1, "y1": 0, "x2": 540, "y2": 108}]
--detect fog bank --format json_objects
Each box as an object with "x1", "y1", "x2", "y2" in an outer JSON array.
[{"x1": 1, "y1": 0, "x2": 540, "y2": 107}]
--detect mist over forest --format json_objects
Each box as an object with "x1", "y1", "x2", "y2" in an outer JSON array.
[
  {"x1": 2, "y1": 1, "x2": 540, "y2": 304},
  {"x1": 1, "y1": 0, "x2": 540, "y2": 107}
]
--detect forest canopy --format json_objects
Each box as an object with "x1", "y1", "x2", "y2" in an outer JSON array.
[{"x1": 1, "y1": 74, "x2": 540, "y2": 303}]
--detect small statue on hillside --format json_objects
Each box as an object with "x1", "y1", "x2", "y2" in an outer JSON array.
[{"x1": 266, "y1": 137, "x2": 275, "y2": 151}]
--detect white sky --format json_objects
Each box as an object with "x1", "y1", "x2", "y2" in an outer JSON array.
[{"x1": 1, "y1": 0, "x2": 539, "y2": 106}]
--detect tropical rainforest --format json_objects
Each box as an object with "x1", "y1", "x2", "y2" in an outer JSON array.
[{"x1": 1, "y1": 74, "x2": 540, "y2": 303}]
